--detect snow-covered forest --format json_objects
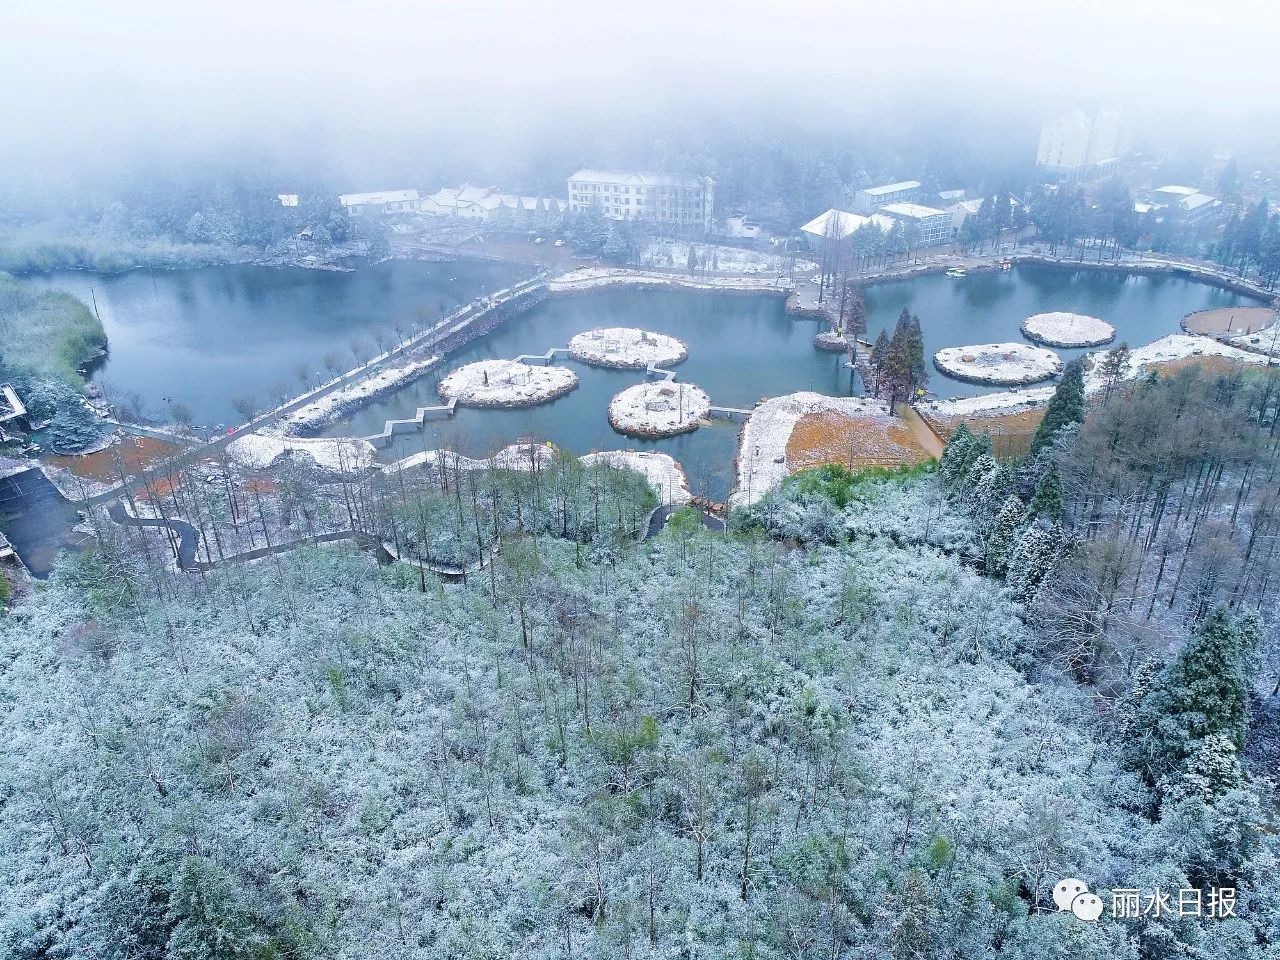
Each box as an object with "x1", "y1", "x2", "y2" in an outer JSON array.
[{"x1": 2, "y1": 362, "x2": 1279, "y2": 959}]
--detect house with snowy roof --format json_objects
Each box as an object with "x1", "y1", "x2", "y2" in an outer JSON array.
[
  {"x1": 1148, "y1": 186, "x2": 1221, "y2": 224},
  {"x1": 338, "y1": 189, "x2": 421, "y2": 217}
]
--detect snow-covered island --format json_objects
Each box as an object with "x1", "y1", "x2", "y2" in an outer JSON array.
[
  {"x1": 1020, "y1": 312, "x2": 1116, "y2": 348},
  {"x1": 437, "y1": 359, "x2": 578, "y2": 408},
  {"x1": 567, "y1": 327, "x2": 687, "y2": 369},
  {"x1": 934, "y1": 342, "x2": 1063, "y2": 386},
  {"x1": 813, "y1": 329, "x2": 850, "y2": 352},
  {"x1": 608, "y1": 382, "x2": 712, "y2": 438}
]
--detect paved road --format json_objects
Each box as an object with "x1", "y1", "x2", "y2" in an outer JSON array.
[{"x1": 642, "y1": 504, "x2": 726, "y2": 541}]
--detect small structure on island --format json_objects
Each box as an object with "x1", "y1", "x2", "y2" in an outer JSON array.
[
  {"x1": 438, "y1": 359, "x2": 578, "y2": 408},
  {"x1": 608, "y1": 381, "x2": 712, "y2": 438},
  {"x1": 814, "y1": 328, "x2": 850, "y2": 352},
  {"x1": 1020, "y1": 312, "x2": 1116, "y2": 348},
  {"x1": 934, "y1": 342, "x2": 1063, "y2": 386},
  {"x1": 568, "y1": 327, "x2": 687, "y2": 369}
]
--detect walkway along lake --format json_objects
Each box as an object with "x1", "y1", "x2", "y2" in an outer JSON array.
[
  {"x1": 23, "y1": 259, "x2": 1265, "y2": 503},
  {"x1": 23, "y1": 258, "x2": 530, "y2": 427},
  {"x1": 324, "y1": 263, "x2": 1263, "y2": 501}
]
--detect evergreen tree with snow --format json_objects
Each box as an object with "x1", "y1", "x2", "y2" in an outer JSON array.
[
  {"x1": 985, "y1": 495, "x2": 1025, "y2": 577},
  {"x1": 1029, "y1": 466, "x2": 1062, "y2": 520},
  {"x1": 938, "y1": 424, "x2": 992, "y2": 489},
  {"x1": 1006, "y1": 521, "x2": 1061, "y2": 603},
  {"x1": 47, "y1": 400, "x2": 102, "y2": 453},
  {"x1": 1128, "y1": 609, "x2": 1256, "y2": 794},
  {"x1": 1027, "y1": 358, "x2": 1085, "y2": 458}
]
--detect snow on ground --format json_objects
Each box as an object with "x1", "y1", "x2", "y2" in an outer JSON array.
[
  {"x1": 1123, "y1": 333, "x2": 1272, "y2": 370},
  {"x1": 278, "y1": 355, "x2": 441, "y2": 434},
  {"x1": 385, "y1": 443, "x2": 691, "y2": 504},
  {"x1": 641, "y1": 241, "x2": 816, "y2": 275},
  {"x1": 1230, "y1": 323, "x2": 1280, "y2": 356},
  {"x1": 438, "y1": 359, "x2": 578, "y2": 407},
  {"x1": 1020, "y1": 312, "x2": 1115, "y2": 347},
  {"x1": 226, "y1": 433, "x2": 375, "y2": 471},
  {"x1": 731, "y1": 393, "x2": 892, "y2": 507},
  {"x1": 924, "y1": 333, "x2": 1272, "y2": 418},
  {"x1": 608, "y1": 382, "x2": 711, "y2": 437},
  {"x1": 580, "y1": 450, "x2": 692, "y2": 504},
  {"x1": 567, "y1": 327, "x2": 687, "y2": 369},
  {"x1": 934, "y1": 343, "x2": 1063, "y2": 386},
  {"x1": 550, "y1": 267, "x2": 791, "y2": 293}
]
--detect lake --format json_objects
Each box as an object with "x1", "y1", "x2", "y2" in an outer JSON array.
[
  {"x1": 325, "y1": 263, "x2": 1262, "y2": 500},
  {"x1": 24, "y1": 259, "x2": 1262, "y2": 501},
  {"x1": 23, "y1": 258, "x2": 530, "y2": 425}
]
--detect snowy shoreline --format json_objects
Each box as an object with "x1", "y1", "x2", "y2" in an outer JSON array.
[
  {"x1": 385, "y1": 443, "x2": 692, "y2": 504},
  {"x1": 730, "y1": 393, "x2": 892, "y2": 507}
]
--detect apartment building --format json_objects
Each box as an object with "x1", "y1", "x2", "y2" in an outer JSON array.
[
  {"x1": 567, "y1": 170, "x2": 715, "y2": 231},
  {"x1": 1036, "y1": 109, "x2": 1130, "y2": 175}
]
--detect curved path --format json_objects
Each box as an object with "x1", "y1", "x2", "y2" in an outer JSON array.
[
  {"x1": 641, "y1": 504, "x2": 725, "y2": 541},
  {"x1": 108, "y1": 501, "x2": 371, "y2": 571}
]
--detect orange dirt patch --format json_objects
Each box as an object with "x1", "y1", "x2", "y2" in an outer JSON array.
[
  {"x1": 923, "y1": 408, "x2": 1046, "y2": 462},
  {"x1": 786, "y1": 411, "x2": 932, "y2": 471},
  {"x1": 1145, "y1": 355, "x2": 1247, "y2": 377},
  {"x1": 48, "y1": 434, "x2": 186, "y2": 481},
  {"x1": 1183, "y1": 306, "x2": 1275, "y2": 336}
]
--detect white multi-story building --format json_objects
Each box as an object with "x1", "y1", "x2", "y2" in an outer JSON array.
[
  {"x1": 338, "y1": 189, "x2": 421, "y2": 217},
  {"x1": 853, "y1": 180, "x2": 922, "y2": 215},
  {"x1": 567, "y1": 170, "x2": 715, "y2": 231},
  {"x1": 1037, "y1": 109, "x2": 1130, "y2": 175}
]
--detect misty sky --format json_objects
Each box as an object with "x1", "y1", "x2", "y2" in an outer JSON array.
[{"x1": 4, "y1": 0, "x2": 1279, "y2": 177}]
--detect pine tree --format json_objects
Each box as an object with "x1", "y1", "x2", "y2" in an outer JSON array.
[
  {"x1": 1096, "y1": 342, "x2": 1131, "y2": 405},
  {"x1": 48, "y1": 401, "x2": 102, "y2": 453},
  {"x1": 938, "y1": 424, "x2": 992, "y2": 489},
  {"x1": 1128, "y1": 609, "x2": 1256, "y2": 791},
  {"x1": 985, "y1": 495, "x2": 1025, "y2": 577},
  {"x1": 869, "y1": 329, "x2": 891, "y2": 395},
  {"x1": 1028, "y1": 358, "x2": 1085, "y2": 458},
  {"x1": 1006, "y1": 521, "x2": 1061, "y2": 603},
  {"x1": 1029, "y1": 466, "x2": 1062, "y2": 520}
]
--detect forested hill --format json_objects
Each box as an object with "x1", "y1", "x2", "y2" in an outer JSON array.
[{"x1": 1, "y1": 450, "x2": 1276, "y2": 957}]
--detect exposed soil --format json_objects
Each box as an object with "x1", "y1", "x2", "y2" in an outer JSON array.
[
  {"x1": 1183, "y1": 305, "x2": 1275, "y2": 336},
  {"x1": 48, "y1": 434, "x2": 186, "y2": 482},
  {"x1": 785, "y1": 411, "x2": 933, "y2": 471}
]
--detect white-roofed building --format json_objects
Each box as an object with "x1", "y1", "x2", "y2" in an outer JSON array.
[
  {"x1": 853, "y1": 180, "x2": 922, "y2": 215},
  {"x1": 1148, "y1": 186, "x2": 1221, "y2": 224},
  {"x1": 946, "y1": 195, "x2": 1021, "y2": 236},
  {"x1": 277, "y1": 194, "x2": 299, "y2": 207},
  {"x1": 567, "y1": 170, "x2": 715, "y2": 231},
  {"x1": 338, "y1": 189, "x2": 421, "y2": 217},
  {"x1": 799, "y1": 208, "x2": 895, "y2": 240},
  {"x1": 877, "y1": 202, "x2": 953, "y2": 246},
  {"x1": 419, "y1": 186, "x2": 566, "y2": 222}
]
